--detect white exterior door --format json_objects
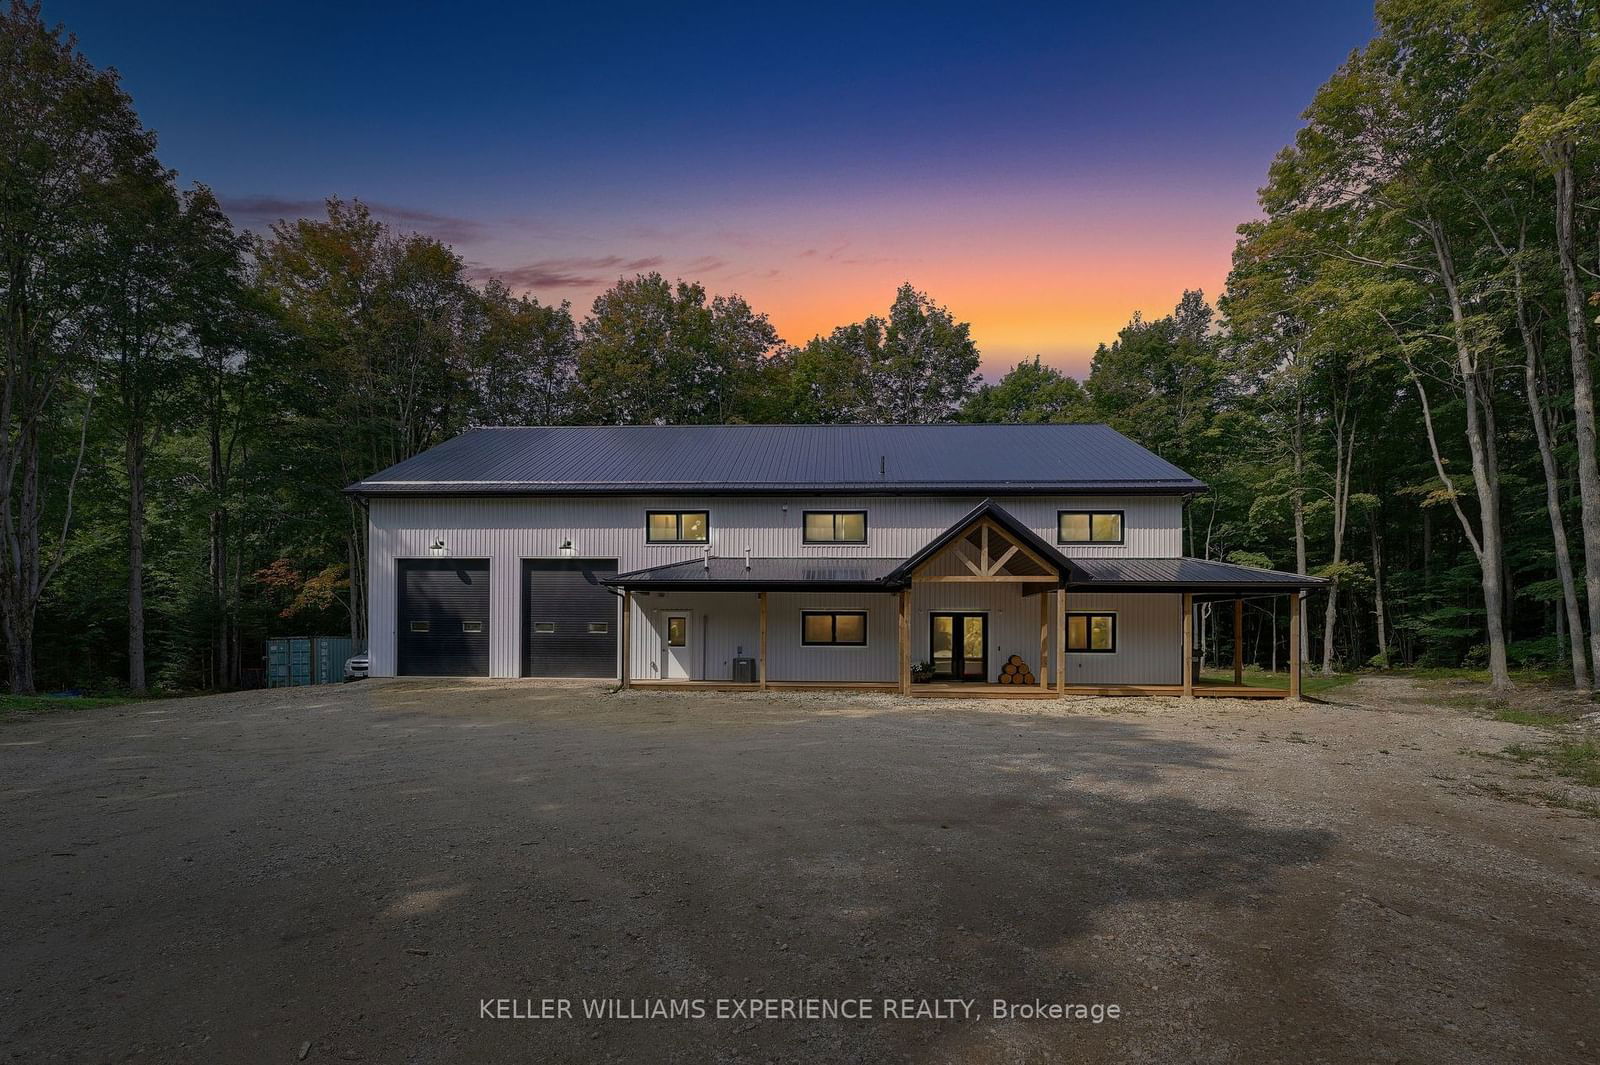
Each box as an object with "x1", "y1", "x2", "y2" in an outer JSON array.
[{"x1": 662, "y1": 612, "x2": 693, "y2": 679}]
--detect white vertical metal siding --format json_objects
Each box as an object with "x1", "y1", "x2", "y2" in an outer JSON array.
[
  {"x1": 767, "y1": 593, "x2": 897, "y2": 682},
  {"x1": 366, "y1": 494, "x2": 1184, "y2": 678},
  {"x1": 1059, "y1": 592, "x2": 1182, "y2": 686}
]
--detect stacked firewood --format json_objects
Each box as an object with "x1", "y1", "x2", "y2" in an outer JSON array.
[{"x1": 997, "y1": 654, "x2": 1036, "y2": 685}]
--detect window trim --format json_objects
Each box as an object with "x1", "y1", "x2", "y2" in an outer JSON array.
[
  {"x1": 645, "y1": 510, "x2": 711, "y2": 544},
  {"x1": 800, "y1": 610, "x2": 869, "y2": 647},
  {"x1": 1064, "y1": 611, "x2": 1118, "y2": 654},
  {"x1": 1057, "y1": 509, "x2": 1126, "y2": 545},
  {"x1": 802, "y1": 510, "x2": 869, "y2": 545}
]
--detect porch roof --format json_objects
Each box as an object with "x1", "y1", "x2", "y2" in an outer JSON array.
[
  {"x1": 605, "y1": 556, "x2": 903, "y2": 591},
  {"x1": 1069, "y1": 557, "x2": 1327, "y2": 592}
]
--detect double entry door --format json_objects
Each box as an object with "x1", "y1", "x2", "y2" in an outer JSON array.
[{"x1": 930, "y1": 613, "x2": 988, "y2": 682}]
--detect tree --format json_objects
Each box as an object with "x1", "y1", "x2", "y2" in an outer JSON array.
[
  {"x1": 871, "y1": 284, "x2": 982, "y2": 423},
  {"x1": 960, "y1": 356, "x2": 1087, "y2": 423},
  {"x1": 0, "y1": 1, "x2": 158, "y2": 692},
  {"x1": 1087, "y1": 291, "x2": 1228, "y2": 476},
  {"x1": 1271, "y1": 12, "x2": 1517, "y2": 686},
  {"x1": 95, "y1": 150, "x2": 190, "y2": 692},
  {"x1": 778, "y1": 284, "x2": 982, "y2": 424},
  {"x1": 575, "y1": 273, "x2": 778, "y2": 425},
  {"x1": 1485, "y1": 0, "x2": 1600, "y2": 686},
  {"x1": 467, "y1": 280, "x2": 577, "y2": 427},
  {"x1": 257, "y1": 198, "x2": 477, "y2": 641},
  {"x1": 1222, "y1": 219, "x2": 1318, "y2": 666},
  {"x1": 179, "y1": 185, "x2": 268, "y2": 688}
]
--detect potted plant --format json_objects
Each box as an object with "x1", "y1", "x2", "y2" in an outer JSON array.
[{"x1": 910, "y1": 660, "x2": 935, "y2": 684}]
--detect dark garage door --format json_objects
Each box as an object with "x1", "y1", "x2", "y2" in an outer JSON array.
[
  {"x1": 397, "y1": 559, "x2": 490, "y2": 676},
  {"x1": 522, "y1": 560, "x2": 618, "y2": 678}
]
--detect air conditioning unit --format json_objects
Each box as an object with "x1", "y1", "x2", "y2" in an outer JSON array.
[{"x1": 731, "y1": 657, "x2": 757, "y2": 684}]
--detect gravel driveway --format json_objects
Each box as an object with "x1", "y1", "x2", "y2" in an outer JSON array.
[{"x1": 2, "y1": 678, "x2": 1596, "y2": 1064}]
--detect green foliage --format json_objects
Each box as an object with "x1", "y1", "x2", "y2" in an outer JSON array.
[
  {"x1": 961, "y1": 357, "x2": 1088, "y2": 423},
  {"x1": 777, "y1": 283, "x2": 982, "y2": 424},
  {"x1": 575, "y1": 272, "x2": 777, "y2": 424}
]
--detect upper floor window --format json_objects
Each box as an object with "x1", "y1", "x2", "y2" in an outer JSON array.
[
  {"x1": 647, "y1": 510, "x2": 709, "y2": 543},
  {"x1": 1058, "y1": 510, "x2": 1124, "y2": 544},
  {"x1": 803, "y1": 511, "x2": 867, "y2": 543}
]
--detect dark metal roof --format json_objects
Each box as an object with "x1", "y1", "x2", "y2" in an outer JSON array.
[
  {"x1": 1071, "y1": 557, "x2": 1327, "y2": 590},
  {"x1": 346, "y1": 424, "x2": 1206, "y2": 496},
  {"x1": 882, "y1": 498, "x2": 1075, "y2": 585},
  {"x1": 606, "y1": 557, "x2": 903, "y2": 590}
]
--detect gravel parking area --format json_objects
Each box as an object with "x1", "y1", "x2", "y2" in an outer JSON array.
[{"x1": 2, "y1": 677, "x2": 1596, "y2": 1064}]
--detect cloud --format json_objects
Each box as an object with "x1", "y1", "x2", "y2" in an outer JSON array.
[
  {"x1": 466, "y1": 255, "x2": 667, "y2": 290},
  {"x1": 217, "y1": 195, "x2": 490, "y2": 244}
]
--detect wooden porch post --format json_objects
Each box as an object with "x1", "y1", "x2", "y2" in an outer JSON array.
[
  {"x1": 758, "y1": 591, "x2": 768, "y2": 690},
  {"x1": 1288, "y1": 591, "x2": 1302, "y2": 701},
  {"x1": 1181, "y1": 591, "x2": 1194, "y2": 697},
  {"x1": 1233, "y1": 596, "x2": 1244, "y2": 685},
  {"x1": 1038, "y1": 588, "x2": 1049, "y2": 688},
  {"x1": 1056, "y1": 588, "x2": 1066, "y2": 696},
  {"x1": 898, "y1": 588, "x2": 910, "y2": 694},
  {"x1": 620, "y1": 589, "x2": 631, "y2": 689}
]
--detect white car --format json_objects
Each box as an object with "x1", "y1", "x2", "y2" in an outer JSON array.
[{"x1": 343, "y1": 652, "x2": 369, "y2": 681}]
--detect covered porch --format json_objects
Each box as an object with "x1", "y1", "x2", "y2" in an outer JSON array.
[{"x1": 605, "y1": 500, "x2": 1323, "y2": 701}]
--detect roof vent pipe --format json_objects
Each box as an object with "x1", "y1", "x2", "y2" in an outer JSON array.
[
  {"x1": 703, "y1": 546, "x2": 711, "y2": 571},
  {"x1": 745, "y1": 546, "x2": 751, "y2": 571},
  {"x1": 880, "y1": 455, "x2": 886, "y2": 479}
]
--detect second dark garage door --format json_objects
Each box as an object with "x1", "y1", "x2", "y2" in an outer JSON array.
[{"x1": 522, "y1": 560, "x2": 619, "y2": 677}]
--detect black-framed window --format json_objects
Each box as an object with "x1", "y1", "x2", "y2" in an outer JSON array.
[
  {"x1": 1058, "y1": 510, "x2": 1124, "y2": 544},
  {"x1": 646, "y1": 510, "x2": 710, "y2": 543},
  {"x1": 1065, "y1": 613, "x2": 1117, "y2": 653},
  {"x1": 803, "y1": 510, "x2": 867, "y2": 543},
  {"x1": 801, "y1": 611, "x2": 868, "y2": 646}
]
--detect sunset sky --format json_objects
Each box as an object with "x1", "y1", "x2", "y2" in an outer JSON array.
[{"x1": 53, "y1": 0, "x2": 1375, "y2": 377}]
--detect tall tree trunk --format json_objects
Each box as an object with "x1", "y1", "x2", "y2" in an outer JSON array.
[
  {"x1": 0, "y1": 420, "x2": 42, "y2": 694},
  {"x1": 1370, "y1": 520, "x2": 1388, "y2": 669},
  {"x1": 1293, "y1": 393, "x2": 1308, "y2": 669},
  {"x1": 1321, "y1": 396, "x2": 1356, "y2": 675},
  {"x1": 347, "y1": 503, "x2": 368, "y2": 644},
  {"x1": 126, "y1": 424, "x2": 146, "y2": 693},
  {"x1": 206, "y1": 379, "x2": 230, "y2": 688},
  {"x1": 1426, "y1": 220, "x2": 1512, "y2": 688},
  {"x1": 1551, "y1": 154, "x2": 1600, "y2": 680},
  {"x1": 1512, "y1": 269, "x2": 1590, "y2": 687}
]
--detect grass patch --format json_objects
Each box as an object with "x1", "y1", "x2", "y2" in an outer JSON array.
[
  {"x1": 0, "y1": 692, "x2": 138, "y2": 718},
  {"x1": 1492, "y1": 706, "x2": 1571, "y2": 728},
  {"x1": 1474, "y1": 779, "x2": 1600, "y2": 818},
  {"x1": 1401, "y1": 666, "x2": 1570, "y2": 688},
  {"x1": 1497, "y1": 740, "x2": 1600, "y2": 788},
  {"x1": 1198, "y1": 668, "x2": 1358, "y2": 696}
]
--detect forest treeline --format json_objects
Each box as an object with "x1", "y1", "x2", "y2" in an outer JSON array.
[{"x1": 3, "y1": 0, "x2": 1598, "y2": 694}]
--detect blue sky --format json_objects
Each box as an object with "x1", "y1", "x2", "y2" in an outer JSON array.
[{"x1": 49, "y1": 0, "x2": 1376, "y2": 374}]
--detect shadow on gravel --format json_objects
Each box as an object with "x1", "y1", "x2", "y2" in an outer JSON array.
[{"x1": 0, "y1": 688, "x2": 1337, "y2": 1064}]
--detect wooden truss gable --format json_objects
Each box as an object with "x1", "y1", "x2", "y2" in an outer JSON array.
[{"x1": 913, "y1": 517, "x2": 1058, "y2": 583}]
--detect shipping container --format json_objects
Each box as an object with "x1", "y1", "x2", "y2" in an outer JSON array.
[{"x1": 268, "y1": 636, "x2": 366, "y2": 686}]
